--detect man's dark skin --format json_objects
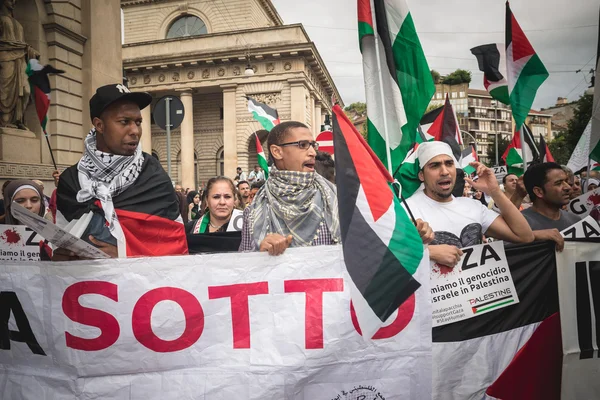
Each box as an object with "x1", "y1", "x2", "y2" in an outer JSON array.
[{"x1": 52, "y1": 100, "x2": 143, "y2": 261}]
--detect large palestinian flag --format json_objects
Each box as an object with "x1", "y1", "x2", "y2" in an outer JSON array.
[
  {"x1": 506, "y1": 2, "x2": 549, "y2": 131},
  {"x1": 247, "y1": 96, "x2": 280, "y2": 131},
  {"x1": 358, "y1": 0, "x2": 434, "y2": 175},
  {"x1": 419, "y1": 95, "x2": 462, "y2": 160},
  {"x1": 332, "y1": 104, "x2": 428, "y2": 337},
  {"x1": 433, "y1": 241, "x2": 561, "y2": 400},
  {"x1": 56, "y1": 153, "x2": 188, "y2": 257},
  {"x1": 470, "y1": 43, "x2": 510, "y2": 105},
  {"x1": 25, "y1": 59, "x2": 64, "y2": 134}
]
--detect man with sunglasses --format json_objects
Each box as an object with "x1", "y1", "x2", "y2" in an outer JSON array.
[{"x1": 240, "y1": 121, "x2": 434, "y2": 255}]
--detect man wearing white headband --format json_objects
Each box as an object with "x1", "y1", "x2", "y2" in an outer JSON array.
[{"x1": 404, "y1": 142, "x2": 534, "y2": 268}]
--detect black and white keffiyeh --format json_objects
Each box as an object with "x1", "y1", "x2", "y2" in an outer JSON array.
[{"x1": 77, "y1": 128, "x2": 144, "y2": 241}]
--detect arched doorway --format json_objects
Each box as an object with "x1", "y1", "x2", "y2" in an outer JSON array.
[
  {"x1": 216, "y1": 147, "x2": 224, "y2": 176},
  {"x1": 247, "y1": 130, "x2": 269, "y2": 171}
]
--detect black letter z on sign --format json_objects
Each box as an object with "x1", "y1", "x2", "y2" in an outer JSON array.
[{"x1": 0, "y1": 291, "x2": 46, "y2": 356}]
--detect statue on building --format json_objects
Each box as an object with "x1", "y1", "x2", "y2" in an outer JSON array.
[{"x1": 0, "y1": 0, "x2": 38, "y2": 128}]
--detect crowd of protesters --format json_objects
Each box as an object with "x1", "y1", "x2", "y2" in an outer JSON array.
[{"x1": 1, "y1": 83, "x2": 599, "y2": 266}]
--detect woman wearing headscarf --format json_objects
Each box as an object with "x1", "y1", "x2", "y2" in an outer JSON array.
[
  {"x1": 3, "y1": 180, "x2": 45, "y2": 225},
  {"x1": 187, "y1": 190, "x2": 201, "y2": 221}
]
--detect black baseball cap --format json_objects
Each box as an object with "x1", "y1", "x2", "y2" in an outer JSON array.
[{"x1": 89, "y1": 83, "x2": 152, "y2": 122}]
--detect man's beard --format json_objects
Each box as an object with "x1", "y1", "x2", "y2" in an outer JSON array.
[{"x1": 433, "y1": 190, "x2": 453, "y2": 199}]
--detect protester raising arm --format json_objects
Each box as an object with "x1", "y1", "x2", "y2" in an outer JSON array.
[{"x1": 465, "y1": 162, "x2": 534, "y2": 243}]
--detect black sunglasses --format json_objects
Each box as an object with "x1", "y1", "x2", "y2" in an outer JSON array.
[{"x1": 277, "y1": 140, "x2": 319, "y2": 151}]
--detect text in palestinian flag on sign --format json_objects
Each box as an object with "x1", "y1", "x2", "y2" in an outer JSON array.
[{"x1": 431, "y1": 241, "x2": 519, "y2": 327}]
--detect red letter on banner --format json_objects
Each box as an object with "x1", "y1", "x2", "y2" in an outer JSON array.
[
  {"x1": 208, "y1": 282, "x2": 269, "y2": 349},
  {"x1": 350, "y1": 294, "x2": 415, "y2": 339},
  {"x1": 284, "y1": 278, "x2": 344, "y2": 349},
  {"x1": 62, "y1": 281, "x2": 120, "y2": 351},
  {"x1": 132, "y1": 287, "x2": 204, "y2": 352}
]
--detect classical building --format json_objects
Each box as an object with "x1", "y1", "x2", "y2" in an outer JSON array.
[
  {"x1": 0, "y1": 0, "x2": 123, "y2": 191},
  {"x1": 121, "y1": 0, "x2": 342, "y2": 189}
]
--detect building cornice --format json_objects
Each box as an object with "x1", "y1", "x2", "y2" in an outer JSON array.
[{"x1": 258, "y1": 0, "x2": 284, "y2": 26}]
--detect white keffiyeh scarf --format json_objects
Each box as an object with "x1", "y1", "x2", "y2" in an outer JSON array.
[{"x1": 76, "y1": 128, "x2": 144, "y2": 243}]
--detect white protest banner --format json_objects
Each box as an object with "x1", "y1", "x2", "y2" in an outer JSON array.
[
  {"x1": 0, "y1": 225, "x2": 42, "y2": 261},
  {"x1": 431, "y1": 241, "x2": 519, "y2": 327},
  {"x1": 561, "y1": 216, "x2": 600, "y2": 240},
  {"x1": 566, "y1": 187, "x2": 600, "y2": 220},
  {"x1": 0, "y1": 246, "x2": 431, "y2": 399},
  {"x1": 11, "y1": 202, "x2": 109, "y2": 259},
  {"x1": 493, "y1": 165, "x2": 508, "y2": 181},
  {"x1": 556, "y1": 241, "x2": 600, "y2": 399}
]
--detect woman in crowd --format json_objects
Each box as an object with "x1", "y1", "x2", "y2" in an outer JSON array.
[
  {"x1": 588, "y1": 178, "x2": 599, "y2": 192},
  {"x1": 186, "y1": 177, "x2": 242, "y2": 253},
  {"x1": 187, "y1": 190, "x2": 201, "y2": 221},
  {"x1": 3, "y1": 180, "x2": 45, "y2": 225}
]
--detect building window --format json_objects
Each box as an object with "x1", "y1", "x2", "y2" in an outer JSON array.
[
  {"x1": 167, "y1": 15, "x2": 208, "y2": 39},
  {"x1": 216, "y1": 148, "x2": 224, "y2": 176}
]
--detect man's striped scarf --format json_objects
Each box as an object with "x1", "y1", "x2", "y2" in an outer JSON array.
[{"x1": 250, "y1": 167, "x2": 341, "y2": 249}]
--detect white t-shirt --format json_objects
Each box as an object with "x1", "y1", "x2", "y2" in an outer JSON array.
[{"x1": 404, "y1": 190, "x2": 499, "y2": 248}]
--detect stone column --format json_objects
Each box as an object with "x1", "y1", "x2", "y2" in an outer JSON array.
[
  {"x1": 314, "y1": 100, "x2": 323, "y2": 137},
  {"x1": 221, "y1": 84, "x2": 238, "y2": 179},
  {"x1": 180, "y1": 90, "x2": 195, "y2": 189},
  {"x1": 288, "y1": 79, "x2": 307, "y2": 123},
  {"x1": 140, "y1": 105, "x2": 152, "y2": 154}
]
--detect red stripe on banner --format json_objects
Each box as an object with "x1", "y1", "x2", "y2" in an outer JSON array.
[
  {"x1": 332, "y1": 105, "x2": 393, "y2": 222},
  {"x1": 34, "y1": 86, "x2": 50, "y2": 126},
  {"x1": 486, "y1": 312, "x2": 562, "y2": 400},
  {"x1": 357, "y1": 0, "x2": 373, "y2": 25},
  {"x1": 115, "y1": 209, "x2": 188, "y2": 257}
]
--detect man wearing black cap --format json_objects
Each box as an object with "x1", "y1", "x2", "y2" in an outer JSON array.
[{"x1": 54, "y1": 83, "x2": 188, "y2": 259}]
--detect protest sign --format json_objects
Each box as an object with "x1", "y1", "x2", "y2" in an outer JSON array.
[
  {"x1": 556, "y1": 240, "x2": 600, "y2": 400},
  {"x1": 11, "y1": 202, "x2": 109, "y2": 259},
  {"x1": 561, "y1": 216, "x2": 600, "y2": 240},
  {"x1": 0, "y1": 225, "x2": 42, "y2": 261},
  {"x1": 431, "y1": 241, "x2": 519, "y2": 327},
  {"x1": 566, "y1": 187, "x2": 600, "y2": 221},
  {"x1": 493, "y1": 165, "x2": 508, "y2": 181},
  {"x1": 0, "y1": 246, "x2": 431, "y2": 399}
]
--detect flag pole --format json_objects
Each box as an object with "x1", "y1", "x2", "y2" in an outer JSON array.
[
  {"x1": 43, "y1": 130, "x2": 58, "y2": 171},
  {"x1": 520, "y1": 125, "x2": 527, "y2": 175},
  {"x1": 368, "y1": 0, "x2": 417, "y2": 224}
]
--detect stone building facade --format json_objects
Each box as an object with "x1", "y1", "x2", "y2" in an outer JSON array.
[
  {"x1": 121, "y1": 0, "x2": 342, "y2": 189},
  {"x1": 0, "y1": 0, "x2": 123, "y2": 191}
]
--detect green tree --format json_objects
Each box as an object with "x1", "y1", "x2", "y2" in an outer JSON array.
[
  {"x1": 486, "y1": 135, "x2": 510, "y2": 166},
  {"x1": 548, "y1": 93, "x2": 593, "y2": 165},
  {"x1": 344, "y1": 102, "x2": 368, "y2": 140},
  {"x1": 442, "y1": 69, "x2": 472, "y2": 85},
  {"x1": 431, "y1": 69, "x2": 441, "y2": 84}
]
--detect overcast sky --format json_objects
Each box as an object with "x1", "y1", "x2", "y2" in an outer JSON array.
[{"x1": 271, "y1": 0, "x2": 598, "y2": 110}]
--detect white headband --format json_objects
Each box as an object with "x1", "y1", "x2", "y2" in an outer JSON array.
[
  {"x1": 416, "y1": 141, "x2": 457, "y2": 168},
  {"x1": 10, "y1": 185, "x2": 40, "y2": 202}
]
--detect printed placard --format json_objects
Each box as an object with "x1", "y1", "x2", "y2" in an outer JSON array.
[
  {"x1": 0, "y1": 225, "x2": 42, "y2": 261},
  {"x1": 566, "y1": 187, "x2": 600, "y2": 221},
  {"x1": 431, "y1": 241, "x2": 519, "y2": 327}
]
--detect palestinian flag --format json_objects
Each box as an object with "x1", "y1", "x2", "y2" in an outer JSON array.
[
  {"x1": 359, "y1": 0, "x2": 435, "y2": 175},
  {"x1": 433, "y1": 241, "x2": 561, "y2": 400},
  {"x1": 593, "y1": 162, "x2": 600, "y2": 171},
  {"x1": 255, "y1": 133, "x2": 269, "y2": 179},
  {"x1": 247, "y1": 96, "x2": 280, "y2": 131},
  {"x1": 459, "y1": 144, "x2": 478, "y2": 175},
  {"x1": 471, "y1": 43, "x2": 510, "y2": 105},
  {"x1": 332, "y1": 104, "x2": 428, "y2": 337},
  {"x1": 25, "y1": 59, "x2": 64, "y2": 133},
  {"x1": 419, "y1": 95, "x2": 462, "y2": 160},
  {"x1": 567, "y1": 120, "x2": 593, "y2": 173},
  {"x1": 506, "y1": 2, "x2": 549, "y2": 131},
  {"x1": 56, "y1": 153, "x2": 188, "y2": 257},
  {"x1": 397, "y1": 143, "x2": 422, "y2": 198},
  {"x1": 538, "y1": 134, "x2": 555, "y2": 162},
  {"x1": 502, "y1": 124, "x2": 539, "y2": 176}
]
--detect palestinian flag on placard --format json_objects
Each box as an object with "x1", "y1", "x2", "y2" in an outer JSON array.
[
  {"x1": 25, "y1": 59, "x2": 64, "y2": 133},
  {"x1": 246, "y1": 96, "x2": 280, "y2": 132},
  {"x1": 538, "y1": 133, "x2": 555, "y2": 162},
  {"x1": 419, "y1": 95, "x2": 462, "y2": 160},
  {"x1": 502, "y1": 124, "x2": 539, "y2": 176},
  {"x1": 254, "y1": 133, "x2": 269, "y2": 179},
  {"x1": 506, "y1": 2, "x2": 549, "y2": 131},
  {"x1": 460, "y1": 144, "x2": 478, "y2": 175},
  {"x1": 332, "y1": 104, "x2": 428, "y2": 337},
  {"x1": 433, "y1": 241, "x2": 561, "y2": 400},
  {"x1": 56, "y1": 153, "x2": 188, "y2": 257},
  {"x1": 471, "y1": 43, "x2": 510, "y2": 105},
  {"x1": 358, "y1": 0, "x2": 435, "y2": 176}
]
